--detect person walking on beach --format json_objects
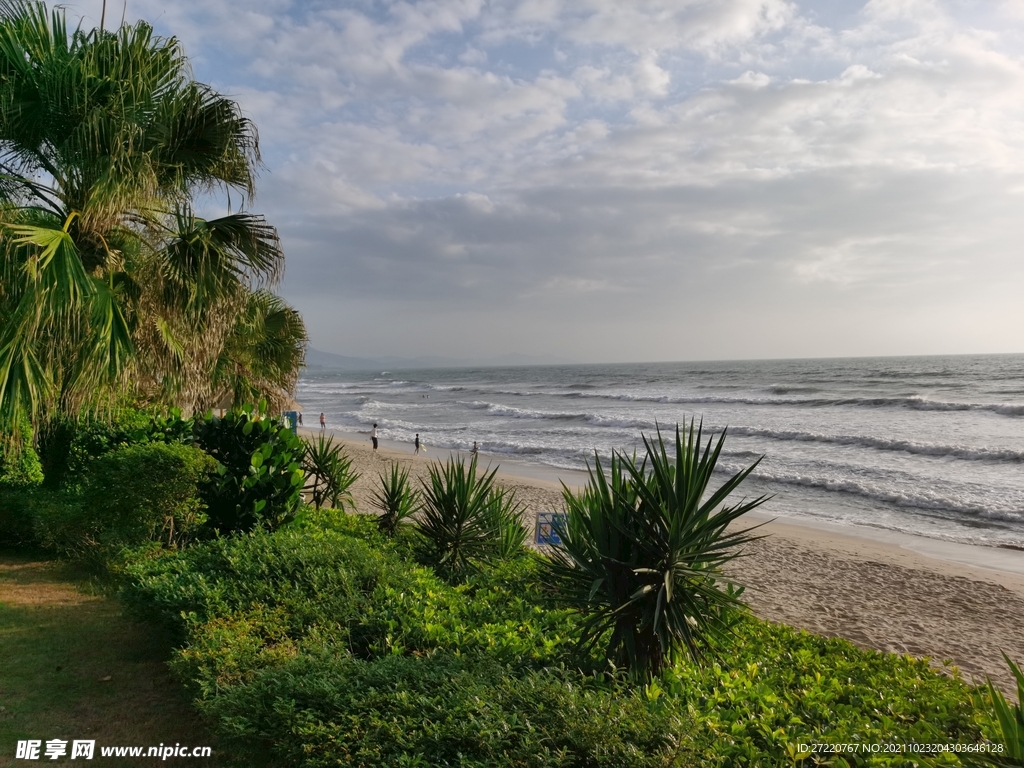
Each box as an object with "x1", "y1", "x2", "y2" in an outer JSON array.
[
  {"x1": 414, "y1": 434, "x2": 420, "y2": 455},
  {"x1": 319, "y1": 413, "x2": 325, "y2": 431},
  {"x1": 371, "y1": 423, "x2": 378, "y2": 451},
  {"x1": 471, "y1": 441, "x2": 478, "y2": 456}
]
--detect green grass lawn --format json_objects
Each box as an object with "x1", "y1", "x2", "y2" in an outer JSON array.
[{"x1": 0, "y1": 555, "x2": 218, "y2": 767}]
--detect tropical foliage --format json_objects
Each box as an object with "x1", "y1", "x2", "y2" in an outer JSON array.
[
  {"x1": 372, "y1": 461, "x2": 419, "y2": 536},
  {"x1": 0, "y1": 0, "x2": 305, "y2": 433},
  {"x1": 118, "y1": 514, "x2": 999, "y2": 768},
  {"x1": 972, "y1": 655, "x2": 1024, "y2": 767},
  {"x1": 416, "y1": 453, "x2": 527, "y2": 582},
  {"x1": 300, "y1": 433, "x2": 357, "y2": 511},
  {"x1": 34, "y1": 442, "x2": 215, "y2": 557},
  {"x1": 0, "y1": 413, "x2": 42, "y2": 485},
  {"x1": 192, "y1": 404, "x2": 304, "y2": 535},
  {"x1": 544, "y1": 422, "x2": 767, "y2": 680}
]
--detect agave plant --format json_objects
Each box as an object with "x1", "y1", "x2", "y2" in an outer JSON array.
[
  {"x1": 416, "y1": 454, "x2": 523, "y2": 582},
  {"x1": 301, "y1": 434, "x2": 358, "y2": 511},
  {"x1": 545, "y1": 421, "x2": 768, "y2": 681},
  {"x1": 372, "y1": 462, "x2": 419, "y2": 537},
  {"x1": 968, "y1": 654, "x2": 1024, "y2": 767},
  {"x1": 485, "y1": 486, "x2": 530, "y2": 560}
]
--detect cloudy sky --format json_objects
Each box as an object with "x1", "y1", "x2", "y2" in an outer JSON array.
[{"x1": 72, "y1": 0, "x2": 1024, "y2": 362}]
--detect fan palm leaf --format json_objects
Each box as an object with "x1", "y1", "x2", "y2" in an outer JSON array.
[{"x1": 0, "y1": 0, "x2": 300, "y2": 431}]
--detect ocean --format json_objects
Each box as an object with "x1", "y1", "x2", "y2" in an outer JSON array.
[{"x1": 297, "y1": 354, "x2": 1024, "y2": 549}]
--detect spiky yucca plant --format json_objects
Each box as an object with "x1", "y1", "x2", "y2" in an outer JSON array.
[
  {"x1": 301, "y1": 434, "x2": 357, "y2": 511},
  {"x1": 373, "y1": 462, "x2": 419, "y2": 537},
  {"x1": 483, "y1": 485, "x2": 529, "y2": 560},
  {"x1": 968, "y1": 654, "x2": 1024, "y2": 767},
  {"x1": 416, "y1": 454, "x2": 524, "y2": 582},
  {"x1": 545, "y1": 421, "x2": 767, "y2": 681}
]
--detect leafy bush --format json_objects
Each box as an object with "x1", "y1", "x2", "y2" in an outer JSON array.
[
  {"x1": 29, "y1": 443, "x2": 214, "y2": 558},
  {"x1": 193, "y1": 404, "x2": 304, "y2": 535},
  {"x1": 0, "y1": 415, "x2": 44, "y2": 487},
  {"x1": 82, "y1": 442, "x2": 216, "y2": 549},
  {"x1": 415, "y1": 454, "x2": 525, "y2": 582},
  {"x1": 120, "y1": 526, "x2": 579, "y2": 669},
  {"x1": 0, "y1": 486, "x2": 40, "y2": 550},
  {"x1": 372, "y1": 462, "x2": 419, "y2": 536},
  {"x1": 197, "y1": 650, "x2": 690, "y2": 768},
  {"x1": 301, "y1": 434, "x2": 358, "y2": 510},
  {"x1": 118, "y1": 518, "x2": 998, "y2": 768},
  {"x1": 665, "y1": 616, "x2": 990, "y2": 765},
  {"x1": 139, "y1": 408, "x2": 197, "y2": 445},
  {"x1": 545, "y1": 422, "x2": 766, "y2": 680},
  {"x1": 36, "y1": 408, "x2": 153, "y2": 488},
  {"x1": 21, "y1": 488, "x2": 87, "y2": 557}
]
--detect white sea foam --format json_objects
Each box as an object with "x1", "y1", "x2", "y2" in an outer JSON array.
[{"x1": 297, "y1": 354, "x2": 1024, "y2": 546}]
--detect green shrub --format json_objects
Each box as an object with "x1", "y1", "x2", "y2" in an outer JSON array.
[
  {"x1": 545, "y1": 422, "x2": 766, "y2": 681},
  {"x1": 140, "y1": 408, "x2": 197, "y2": 445},
  {"x1": 120, "y1": 528, "x2": 396, "y2": 646},
  {"x1": 196, "y1": 650, "x2": 690, "y2": 768},
  {"x1": 371, "y1": 462, "x2": 419, "y2": 537},
  {"x1": 416, "y1": 454, "x2": 525, "y2": 582},
  {"x1": 82, "y1": 442, "x2": 216, "y2": 549},
  {"x1": 0, "y1": 416, "x2": 44, "y2": 487},
  {"x1": 0, "y1": 415, "x2": 45, "y2": 550},
  {"x1": 120, "y1": 526, "x2": 580, "y2": 671},
  {"x1": 23, "y1": 488, "x2": 88, "y2": 557},
  {"x1": 193, "y1": 404, "x2": 304, "y2": 535},
  {"x1": 664, "y1": 616, "x2": 990, "y2": 765},
  {"x1": 301, "y1": 434, "x2": 358, "y2": 510},
  {"x1": 36, "y1": 408, "x2": 153, "y2": 488},
  {"x1": 30, "y1": 443, "x2": 214, "y2": 559},
  {"x1": 0, "y1": 486, "x2": 40, "y2": 550},
  {"x1": 118, "y1": 516, "x2": 998, "y2": 768}
]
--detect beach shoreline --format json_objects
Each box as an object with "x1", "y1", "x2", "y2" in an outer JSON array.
[
  {"x1": 308, "y1": 426, "x2": 1024, "y2": 694},
  {"x1": 315, "y1": 426, "x2": 1024, "y2": 584}
]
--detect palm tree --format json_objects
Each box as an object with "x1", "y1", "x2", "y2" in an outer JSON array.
[
  {"x1": 0, "y1": 0, "x2": 304, "y2": 432},
  {"x1": 209, "y1": 290, "x2": 308, "y2": 415}
]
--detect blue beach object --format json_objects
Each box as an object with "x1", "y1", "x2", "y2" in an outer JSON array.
[{"x1": 536, "y1": 512, "x2": 568, "y2": 546}]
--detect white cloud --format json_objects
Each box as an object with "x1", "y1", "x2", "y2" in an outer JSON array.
[
  {"x1": 56, "y1": 0, "x2": 1024, "y2": 360},
  {"x1": 729, "y1": 70, "x2": 772, "y2": 87},
  {"x1": 634, "y1": 51, "x2": 672, "y2": 95}
]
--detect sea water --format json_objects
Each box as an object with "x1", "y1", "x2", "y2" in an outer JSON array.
[{"x1": 297, "y1": 354, "x2": 1024, "y2": 549}]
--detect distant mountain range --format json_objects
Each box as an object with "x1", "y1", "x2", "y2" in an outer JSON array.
[{"x1": 304, "y1": 347, "x2": 572, "y2": 371}]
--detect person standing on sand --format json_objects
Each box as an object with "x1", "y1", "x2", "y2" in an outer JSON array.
[
  {"x1": 319, "y1": 413, "x2": 325, "y2": 431},
  {"x1": 414, "y1": 434, "x2": 420, "y2": 454},
  {"x1": 298, "y1": 413, "x2": 303, "y2": 427},
  {"x1": 371, "y1": 423, "x2": 378, "y2": 451},
  {"x1": 471, "y1": 441, "x2": 478, "y2": 456}
]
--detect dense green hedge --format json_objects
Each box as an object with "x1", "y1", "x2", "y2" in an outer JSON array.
[
  {"x1": 35, "y1": 408, "x2": 155, "y2": 489},
  {"x1": 198, "y1": 650, "x2": 689, "y2": 767},
  {"x1": 23, "y1": 443, "x2": 215, "y2": 560},
  {"x1": 118, "y1": 512, "x2": 998, "y2": 767},
  {"x1": 1, "y1": 406, "x2": 306, "y2": 555}
]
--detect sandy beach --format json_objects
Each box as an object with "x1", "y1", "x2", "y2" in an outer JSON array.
[{"x1": 310, "y1": 428, "x2": 1024, "y2": 696}]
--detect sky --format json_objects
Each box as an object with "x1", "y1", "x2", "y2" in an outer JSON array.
[{"x1": 68, "y1": 0, "x2": 1024, "y2": 363}]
